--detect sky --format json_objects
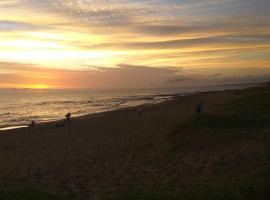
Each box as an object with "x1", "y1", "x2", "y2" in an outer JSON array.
[{"x1": 0, "y1": 0, "x2": 269, "y2": 89}]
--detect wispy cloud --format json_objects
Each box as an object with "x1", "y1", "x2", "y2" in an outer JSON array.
[
  {"x1": 0, "y1": 20, "x2": 43, "y2": 31},
  {"x1": 0, "y1": 61, "x2": 181, "y2": 89},
  {"x1": 0, "y1": 0, "x2": 270, "y2": 88},
  {"x1": 81, "y1": 34, "x2": 270, "y2": 50},
  {"x1": 1, "y1": 61, "x2": 269, "y2": 89}
]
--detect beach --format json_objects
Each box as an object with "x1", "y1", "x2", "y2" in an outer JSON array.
[
  {"x1": 0, "y1": 84, "x2": 270, "y2": 199},
  {"x1": 0, "y1": 84, "x2": 253, "y2": 130}
]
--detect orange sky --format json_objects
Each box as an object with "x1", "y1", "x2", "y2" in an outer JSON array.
[{"x1": 0, "y1": 0, "x2": 270, "y2": 89}]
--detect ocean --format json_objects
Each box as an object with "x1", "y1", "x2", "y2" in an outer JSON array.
[{"x1": 0, "y1": 84, "x2": 259, "y2": 130}]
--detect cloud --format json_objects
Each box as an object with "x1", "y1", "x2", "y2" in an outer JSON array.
[
  {"x1": 17, "y1": 0, "x2": 182, "y2": 25},
  {"x1": 117, "y1": 63, "x2": 179, "y2": 73},
  {"x1": 79, "y1": 63, "x2": 182, "y2": 89},
  {"x1": 0, "y1": 20, "x2": 42, "y2": 31},
  {"x1": 0, "y1": 61, "x2": 181, "y2": 89},
  {"x1": 81, "y1": 33, "x2": 270, "y2": 51},
  {"x1": 0, "y1": 61, "x2": 38, "y2": 72},
  {"x1": 131, "y1": 20, "x2": 270, "y2": 37},
  {"x1": 1, "y1": 61, "x2": 270, "y2": 89},
  {"x1": 208, "y1": 73, "x2": 223, "y2": 78},
  {"x1": 166, "y1": 75, "x2": 194, "y2": 84},
  {"x1": 0, "y1": 0, "x2": 270, "y2": 89}
]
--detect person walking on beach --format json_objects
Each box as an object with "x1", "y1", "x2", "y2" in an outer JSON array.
[
  {"x1": 196, "y1": 101, "x2": 203, "y2": 114},
  {"x1": 65, "y1": 112, "x2": 72, "y2": 125}
]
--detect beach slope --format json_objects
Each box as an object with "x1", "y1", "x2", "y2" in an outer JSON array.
[{"x1": 0, "y1": 84, "x2": 270, "y2": 199}]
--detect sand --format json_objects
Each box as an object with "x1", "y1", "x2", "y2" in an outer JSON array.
[{"x1": 0, "y1": 85, "x2": 268, "y2": 199}]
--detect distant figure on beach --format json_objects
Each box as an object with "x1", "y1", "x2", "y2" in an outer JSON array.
[
  {"x1": 65, "y1": 112, "x2": 72, "y2": 125},
  {"x1": 196, "y1": 101, "x2": 203, "y2": 114},
  {"x1": 137, "y1": 106, "x2": 143, "y2": 116},
  {"x1": 29, "y1": 120, "x2": 35, "y2": 128},
  {"x1": 66, "y1": 113, "x2": 71, "y2": 121}
]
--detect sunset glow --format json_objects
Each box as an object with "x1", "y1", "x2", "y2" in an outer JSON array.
[
  {"x1": 0, "y1": 0, "x2": 269, "y2": 89},
  {"x1": 25, "y1": 84, "x2": 50, "y2": 89}
]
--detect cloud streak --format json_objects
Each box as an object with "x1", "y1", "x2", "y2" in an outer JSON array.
[
  {"x1": 0, "y1": 0, "x2": 270, "y2": 88},
  {"x1": 1, "y1": 61, "x2": 269, "y2": 89},
  {"x1": 0, "y1": 61, "x2": 181, "y2": 89}
]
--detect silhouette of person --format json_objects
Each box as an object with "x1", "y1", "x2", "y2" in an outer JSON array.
[
  {"x1": 29, "y1": 120, "x2": 35, "y2": 128},
  {"x1": 66, "y1": 113, "x2": 71, "y2": 120},
  {"x1": 65, "y1": 113, "x2": 71, "y2": 125},
  {"x1": 196, "y1": 101, "x2": 203, "y2": 114}
]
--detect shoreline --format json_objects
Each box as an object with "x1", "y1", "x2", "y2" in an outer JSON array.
[
  {"x1": 0, "y1": 82, "x2": 265, "y2": 133},
  {"x1": 0, "y1": 98, "x2": 174, "y2": 133}
]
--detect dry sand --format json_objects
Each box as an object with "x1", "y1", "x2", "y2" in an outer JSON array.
[{"x1": 0, "y1": 86, "x2": 267, "y2": 199}]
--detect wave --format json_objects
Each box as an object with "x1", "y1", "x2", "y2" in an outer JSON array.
[
  {"x1": 27, "y1": 93, "x2": 176, "y2": 108},
  {"x1": 34, "y1": 100, "x2": 91, "y2": 106}
]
